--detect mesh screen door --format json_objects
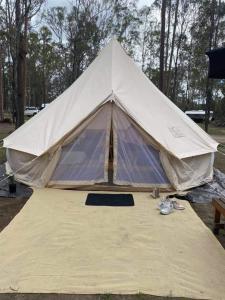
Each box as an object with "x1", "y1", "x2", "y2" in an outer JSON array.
[
  {"x1": 112, "y1": 105, "x2": 170, "y2": 187},
  {"x1": 50, "y1": 104, "x2": 111, "y2": 186}
]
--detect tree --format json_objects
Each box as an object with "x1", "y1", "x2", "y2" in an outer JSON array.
[
  {"x1": 0, "y1": 43, "x2": 3, "y2": 121},
  {"x1": 0, "y1": 0, "x2": 225, "y2": 128},
  {"x1": 1, "y1": 0, "x2": 44, "y2": 127},
  {"x1": 205, "y1": 0, "x2": 217, "y2": 132},
  {"x1": 159, "y1": 0, "x2": 166, "y2": 92},
  {"x1": 166, "y1": 0, "x2": 179, "y2": 96}
]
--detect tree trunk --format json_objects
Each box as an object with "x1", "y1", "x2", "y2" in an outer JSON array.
[
  {"x1": 214, "y1": 0, "x2": 221, "y2": 48},
  {"x1": 159, "y1": 0, "x2": 166, "y2": 92},
  {"x1": 42, "y1": 66, "x2": 47, "y2": 104},
  {"x1": 0, "y1": 46, "x2": 4, "y2": 121},
  {"x1": 185, "y1": 37, "x2": 193, "y2": 107},
  {"x1": 205, "y1": 0, "x2": 216, "y2": 132},
  {"x1": 141, "y1": 9, "x2": 150, "y2": 71},
  {"x1": 171, "y1": 46, "x2": 179, "y2": 101},
  {"x1": 23, "y1": 2, "x2": 28, "y2": 107},
  {"x1": 165, "y1": 0, "x2": 171, "y2": 72},
  {"x1": 171, "y1": 18, "x2": 186, "y2": 101},
  {"x1": 14, "y1": 0, "x2": 29, "y2": 128},
  {"x1": 166, "y1": 0, "x2": 179, "y2": 96},
  {"x1": 16, "y1": 33, "x2": 26, "y2": 127},
  {"x1": 14, "y1": 0, "x2": 20, "y2": 127}
]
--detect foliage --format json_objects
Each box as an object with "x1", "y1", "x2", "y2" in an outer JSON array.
[{"x1": 0, "y1": 0, "x2": 224, "y2": 125}]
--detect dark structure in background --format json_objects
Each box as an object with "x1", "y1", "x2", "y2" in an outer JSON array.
[
  {"x1": 206, "y1": 47, "x2": 225, "y2": 79},
  {"x1": 185, "y1": 110, "x2": 214, "y2": 123}
]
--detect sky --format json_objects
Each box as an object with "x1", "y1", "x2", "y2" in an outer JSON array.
[{"x1": 47, "y1": 0, "x2": 154, "y2": 8}]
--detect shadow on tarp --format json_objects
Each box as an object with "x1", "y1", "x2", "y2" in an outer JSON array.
[{"x1": 0, "y1": 294, "x2": 206, "y2": 300}]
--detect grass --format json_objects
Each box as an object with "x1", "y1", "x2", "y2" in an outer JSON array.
[
  {"x1": 0, "y1": 114, "x2": 38, "y2": 162},
  {"x1": 198, "y1": 122, "x2": 225, "y2": 136},
  {"x1": 214, "y1": 150, "x2": 225, "y2": 173},
  {"x1": 197, "y1": 123, "x2": 225, "y2": 172}
]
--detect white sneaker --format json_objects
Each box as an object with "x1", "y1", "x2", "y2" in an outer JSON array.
[
  {"x1": 171, "y1": 199, "x2": 185, "y2": 210},
  {"x1": 159, "y1": 198, "x2": 173, "y2": 215}
]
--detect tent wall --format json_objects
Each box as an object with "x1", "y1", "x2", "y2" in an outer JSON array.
[
  {"x1": 4, "y1": 40, "x2": 217, "y2": 191},
  {"x1": 6, "y1": 104, "x2": 111, "y2": 188},
  {"x1": 6, "y1": 149, "x2": 60, "y2": 188},
  {"x1": 112, "y1": 104, "x2": 214, "y2": 191},
  {"x1": 6, "y1": 102, "x2": 215, "y2": 191},
  {"x1": 160, "y1": 151, "x2": 214, "y2": 191}
]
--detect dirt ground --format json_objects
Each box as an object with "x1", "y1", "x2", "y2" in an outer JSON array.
[
  {"x1": 0, "y1": 197, "x2": 28, "y2": 232},
  {"x1": 191, "y1": 202, "x2": 225, "y2": 248}
]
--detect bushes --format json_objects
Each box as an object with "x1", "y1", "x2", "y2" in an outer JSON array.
[{"x1": 0, "y1": 118, "x2": 12, "y2": 124}]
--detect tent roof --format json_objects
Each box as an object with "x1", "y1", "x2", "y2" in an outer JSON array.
[{"x1": 4, "y1": 39, "x2": 218, "y2": 159}]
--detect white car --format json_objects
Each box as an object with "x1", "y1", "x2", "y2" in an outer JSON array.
[
  {"x1": 39, "y1": 103, "x2": 50, "y2": 110},
  {"x1": 24, "y1": 106, "x2": 39, "y2": 117},
  {"x1": 185, "y1": 110, "x2": 214, "y2": 123}
]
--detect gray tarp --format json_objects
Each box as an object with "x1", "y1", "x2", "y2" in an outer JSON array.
[{"x1": 186, "y1": 168, "x2": 225, "y2": 203}]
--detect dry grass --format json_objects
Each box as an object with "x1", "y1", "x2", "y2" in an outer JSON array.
[
  {"x1": 0, "y1": 123, "x2": 14, "y2": 163},
  {"x1": 199, "y1": 122, "x2": 225, "y2": 136}
]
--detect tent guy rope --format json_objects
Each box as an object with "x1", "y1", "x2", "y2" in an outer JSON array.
[{"x1": 217, "y1": 149, "x2": 225, "y2": 156}]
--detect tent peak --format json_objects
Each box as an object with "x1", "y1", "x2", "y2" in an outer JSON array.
[{"x1": 105, "y1": 37, "x2": 124, "y2": 55}]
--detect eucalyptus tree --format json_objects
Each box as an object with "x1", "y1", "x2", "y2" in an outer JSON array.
[{"x1": 0, "y1": 0, "x2": 44, "y2": 127}]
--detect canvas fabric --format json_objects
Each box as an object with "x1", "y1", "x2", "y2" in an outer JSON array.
[
  {"x1": 160, "y1": 151, "x2": 214, "y2": 191},
  {"x1": 6, "y1": 104, "x2": 111, "y2": 188},
  {"x1": 4, "y1": 39, "x2": 218, "y2": 190},
  {"x1": 6, "y1": 102, "x2": 214, "y2": 191},
  {"x1": 3, "y1": 39, "x2": 218, "y2": 159},
  {"x1": 6, "y1": 149, "x2": 60, "y2": 188},
  {"x1": 0, "y1": 189, "x2": 224, "y2": 299}
]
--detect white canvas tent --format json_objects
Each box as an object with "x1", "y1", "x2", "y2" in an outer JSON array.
[{"x1": 3, "y1": 39, "x2": 218, "y2": 190}]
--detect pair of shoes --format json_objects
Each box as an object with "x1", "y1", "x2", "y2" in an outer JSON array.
[
  {"x1": 159, "y1": 198, "x2": 173, "y2": 215},
  {"x1": 158, "y1": 197, "x2": 185, "y2": 215}
]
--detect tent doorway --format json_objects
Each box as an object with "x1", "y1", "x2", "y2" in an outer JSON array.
[{"x1": 48, "y1": 102, "x2": 171, "y2": 190}]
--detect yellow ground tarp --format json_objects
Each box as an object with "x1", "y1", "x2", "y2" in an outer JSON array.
[{"x1": 0, "y1": 188, "x2": 224, "y2": 299}]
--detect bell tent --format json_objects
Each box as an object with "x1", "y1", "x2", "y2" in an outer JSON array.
[{"x1": 3, "y1": 39, "x2": 218, "y2": 191}]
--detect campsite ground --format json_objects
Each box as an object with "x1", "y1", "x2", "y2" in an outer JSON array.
[
  {"x1": 0, "y1": 122, "x2": 225, "y2": 251},
  {"x1": 0, "y1": 121, "x2": 224, "y2": 300}
]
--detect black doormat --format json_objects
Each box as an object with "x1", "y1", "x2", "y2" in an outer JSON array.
[{"x1": 85, "y1": 193, "x2": 134, "y2": 206}]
